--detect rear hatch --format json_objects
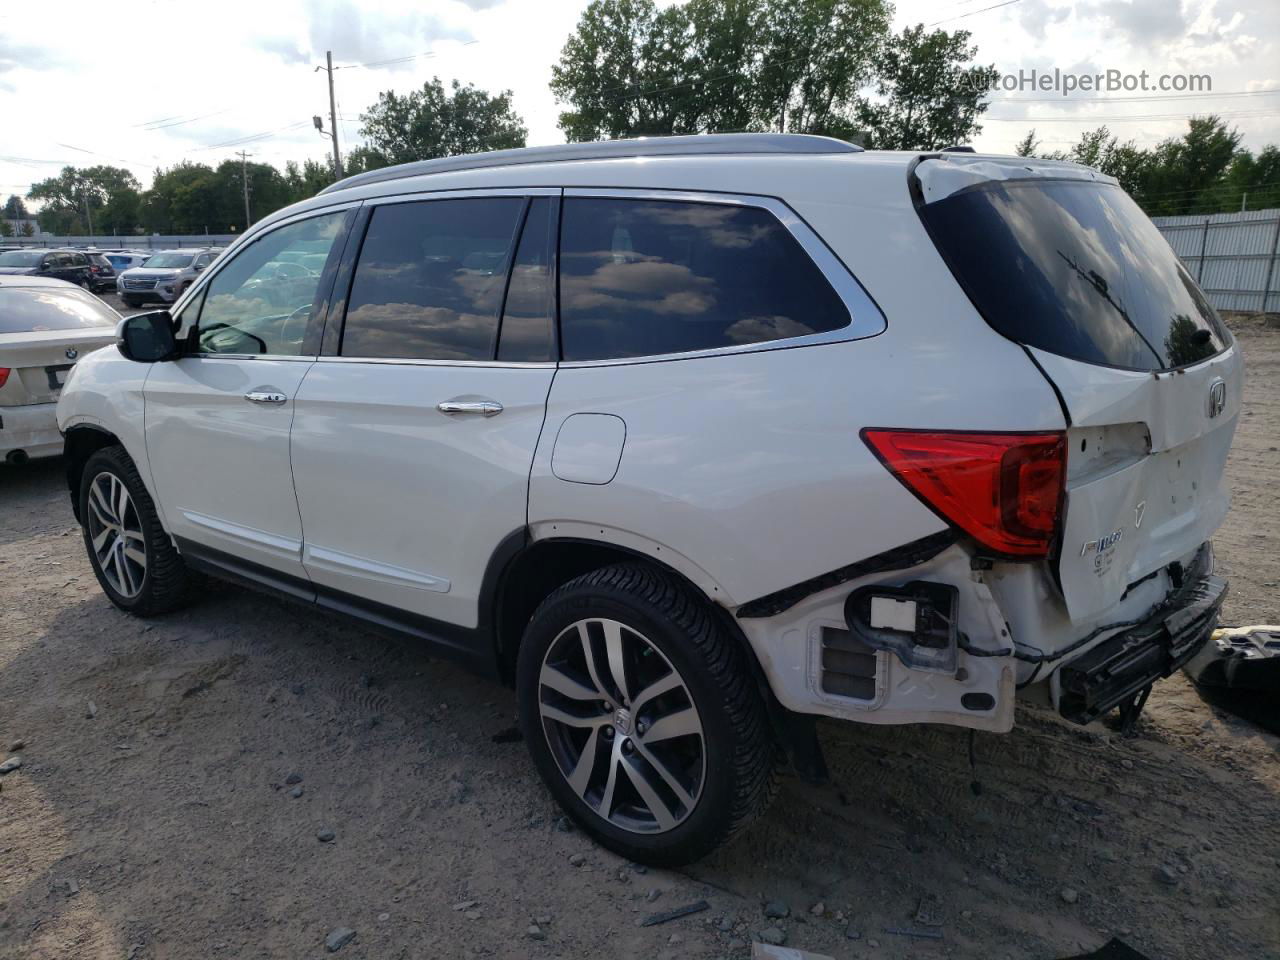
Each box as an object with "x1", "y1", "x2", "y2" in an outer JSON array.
[{"x1": 914, "y1": 155, "x2": 1242, "y2": 623}]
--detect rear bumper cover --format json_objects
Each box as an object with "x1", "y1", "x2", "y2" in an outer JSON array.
[
  {"x1": 0, "y1": 401, "x2": 61, "y2": 460},
  {"x1": 1058, "y1": 547, "x2": 1225, "y2": 724}
]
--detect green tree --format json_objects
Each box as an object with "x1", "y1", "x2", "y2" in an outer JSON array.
[
  {"x1": 755, "y1": 0, "x2": 889, "y2": 137},
  {"x1": 857, "y1": 24, "x2": 996, "y2": 150},
  {"x1": 3, "y1": 195, "x2": 27, "y2": 220},
  {"x1": 28, "y1": 165, "x2": 142, "y2": 235},
  {"x1": 1139, "y1": 115, "x2": 1242, "y2": 216},
  {"x1": 359, "y1": 77, "x2": 527, "y2": 165},
  {"x1": 1014, "y1": 128, "x2": 1040, "y2": 157},
  {"x1": 0, "y1": 220, "x2": 12, "y2": 237},
  {"x1": 550, "y1": 0, "x2": 893, "y2": 141},
  {"x1": 19, "y1": 222, "x2": 34, "y2": 237}
]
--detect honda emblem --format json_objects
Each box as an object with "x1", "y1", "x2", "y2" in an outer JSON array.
[{"x1": 1206, "y1": 378, "x2": 1226, "y2": 419}]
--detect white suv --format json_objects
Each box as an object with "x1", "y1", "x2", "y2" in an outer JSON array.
[{"x1": 56, "y1": 134, "x2": 1240, "y2": 865}]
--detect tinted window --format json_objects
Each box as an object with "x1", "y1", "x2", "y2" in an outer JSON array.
[
  {"x1": 71, "y1": 253, "x2": 88, "y2": 266},
  {"x1": 196, "y1": 211, "x2": 347, "y2": 356},
  {"x1": 341, "y1": 197, "x2": 524, "y2": 360},
  {"x1": 0, "y1": 251, "x2": 42, "y2": 267},
  {"x1": 0, "y1": 287, "x2": 117, "y2": 333},
  {"x1": 918, "y1": 179, "x2": 1227, "y2": 370},
  {"x1": 559, "y1": 198, "x2": 850, "y2": 361},
  {"x1": 498, "y1": 197, "x2": 556, "y2": 362},
  {"x1": 146, "y1": 253, "x2": 193, "y2": 269}
]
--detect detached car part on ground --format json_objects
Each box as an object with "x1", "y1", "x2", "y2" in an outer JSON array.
[{"x1": 56, "y1": 135, "x2": 1241, "y2": 865}]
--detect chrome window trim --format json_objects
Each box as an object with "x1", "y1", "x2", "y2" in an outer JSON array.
[
  {"x1": 362, "y1": 185, "x2": 562, "y2": 209},
  {"x1": 175, "y1": 200, "x2": 363, "y2": 361},
  {"x1": 310, "y1": 356, "x2": 557, "y2": 370},
  {"x1": 556, "y1": 187, "x2": 885, "y2": 368}
]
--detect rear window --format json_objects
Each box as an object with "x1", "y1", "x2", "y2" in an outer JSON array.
[
  {"x1": 0, "y1": 251, "x2": 42, "y2": 267},
  {"x1": 918, "y1": 179, "x2": 1227, "y2": 371},
  {"x1": 145, "y1": 254, "x2": 193, "y2": 269},
  {"x1": 0, "y1": 287, "x2": 118, "y2": 333},
  {"x1": 559, "y1": 198, "x2": 851, "y2": 361}
]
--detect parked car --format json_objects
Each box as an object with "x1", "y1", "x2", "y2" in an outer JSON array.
[
  {"x1": 0, "y1": 276, "x2": 119, "y2": 464},
  {"x1": 86, "y1": 253, "x2": 117, "y2": 293},
  {"x1": 102, "y1": 251, "x2": 150, "y2": 275},
  {"x1": 116, "y1": 248, "x2": 217, "y2": 307},
  {"x1": 57, "y1": 134, "x2": 1241, "y2": 865},
  {"x1": 0, "y1": 248, "x2": 94, "y2": 287}
]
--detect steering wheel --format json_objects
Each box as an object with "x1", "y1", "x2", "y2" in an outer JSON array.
[
  {"x1": 199, "y1": 322, "x2": 268, "y2": 355},
  {"x1": 280, "y1": 303, "x2": 313, "y2": 346}
]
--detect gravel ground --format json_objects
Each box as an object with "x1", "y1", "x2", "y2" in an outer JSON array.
[{"x1": 0, "y1": 319, "x2": 1277, "y2": 960}]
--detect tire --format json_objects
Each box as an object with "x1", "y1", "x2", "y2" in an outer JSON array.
[
  {"x1": 79, "y1": 446, "x2": 193, "y2": 616},
  {"x1": 517, "y1": 564, "x2": 777, "y2": 866}
]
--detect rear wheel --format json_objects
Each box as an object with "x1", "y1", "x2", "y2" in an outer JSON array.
[
  {"x1": 80, "y1": 446, "x2": 193, "y2": 616},
  {"x1": 517, "y1": 564, "x2": 777, "y2": 866}
]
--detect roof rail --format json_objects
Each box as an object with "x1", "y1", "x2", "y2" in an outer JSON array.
[{"x1": 319, "y1": 133, "x2": 862, "y2": 195}]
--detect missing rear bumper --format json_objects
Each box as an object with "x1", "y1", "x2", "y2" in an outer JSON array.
[{"x1": 1058, "y1": 557, "x2": 1226, "y2": 725}]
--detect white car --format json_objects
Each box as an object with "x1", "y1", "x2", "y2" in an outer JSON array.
[
  {"x1": 0, "y1": 276, "x2": 119, "y2": 464},
  {"x1": 56, "y1": 134, "x2": 1240, "y2": 865}
]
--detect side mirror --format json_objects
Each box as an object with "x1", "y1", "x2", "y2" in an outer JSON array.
[
  {"x1": 116, "y1": 311, "x2": 177, "y2": 363},
  {"x1": 39, "y1": 261, "x2": 51, "y2": 271}
]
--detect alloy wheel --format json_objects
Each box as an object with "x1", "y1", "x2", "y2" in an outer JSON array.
[
  {"x1": 86, "y1": 471, "x2": 147, "y2": 598},
  {"x1": 537, "y1": 618, "x2": 706, "y2": 834}
]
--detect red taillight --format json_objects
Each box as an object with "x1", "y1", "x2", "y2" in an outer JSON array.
[
  {"x1": 862, "y1": 429, "x2": 1066, "y2": 558},
  {"x1": 0, "y1": 367, "x2": 10, "y2": 389}
]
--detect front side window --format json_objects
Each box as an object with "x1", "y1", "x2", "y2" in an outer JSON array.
[
  {"x1": 195, "y1": 211, "x2": 347, "y2": 356},
  {"x1": 341, "y1": 196, "x2": 525, "y2": 361},
  {"x1": 559, "y1": 197, "x2": 851, "y2": 361}
]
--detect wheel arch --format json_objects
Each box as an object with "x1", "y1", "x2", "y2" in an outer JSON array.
[{"x1": 64, "y1": 424, "x2": 123, "y2": 523}]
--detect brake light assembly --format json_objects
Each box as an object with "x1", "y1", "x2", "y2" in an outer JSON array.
[
  {"x1": 0, "y1": 368, "x2": 10, "y2": 389},
  {"x1": 861, "y1": 428, "x2": 1067, "y2": 559}
]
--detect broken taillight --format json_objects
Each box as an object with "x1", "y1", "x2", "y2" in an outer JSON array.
[{"x1": 862, "y1": 429, "x2": 1066, "y2": 558}]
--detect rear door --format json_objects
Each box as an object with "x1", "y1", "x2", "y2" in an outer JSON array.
[
  {"x1": 144, "y1": 207, "x2": 353, "y2": 581},
  {"x1": 916, "y1": 161, "x2": 1242, "y2": 621},
  {"x1": 290, "y1": 190, "x2": 559, "y2": 632}
]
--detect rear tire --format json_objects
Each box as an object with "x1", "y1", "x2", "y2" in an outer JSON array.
[
  {"x1": 517, "y1": 564, "x2": 777, "y2": 866},
  {"x1": 79, "y1": 446, "x2": 193, "y2": 616}
]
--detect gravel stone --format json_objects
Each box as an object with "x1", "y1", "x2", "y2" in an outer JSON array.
[
  {"x1": 8, "y1": 739, "x2": 24, "y2": 752},
  {"x1": 646, "y1": 888, "x2": 662, "y2": 903},
  {"x1": 1156, "y1": 865, "x2": 1179, "y2": 886},
  {"x1": 763, "y1": 900, "x2": 790, "y2": 919},
  {"x1": 1061, "y1": 887, "x2": 1079, "y2": 904},
  {"x1": 285, "y1": 772, "x2": 303, "y2": 785},
  {"x1": 568, "y1": 853, "x2": 586, "y2": 867},
  {"x1": 527, "y1": 924, "x2": 546, "y2": 940},
  {"x1": 0, "y1": 756, "x2": 21, "y2": 775},
  {"x1": 845, "y1": 924, "x2": 862, "y2": 940},
  {"x1": 316, "y1": 828, "x2": 336, "y2": 843},
  {"x1": 759, "y1": 926, "x2": 786, "y2": 945},
  {"x1": 289, "y1": 786, "x2": 304, "y2": 799},
  {"x1": 324, "y1": 928, "x2": 356, "y2": 952}
]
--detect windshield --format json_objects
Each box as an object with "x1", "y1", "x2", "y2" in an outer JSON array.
[
  {"x1": 918, "y1": 179, "x2": 1228, "y2": 371},
  {"x1": 144, "y1": 254, "x2": 193, "y2": 269},
  {"x1": 0, "y1": 251, "x2": 44, "y2": 267},
  {"x1": 0, "y1": 287, "x2": 118, "y2": 333}
]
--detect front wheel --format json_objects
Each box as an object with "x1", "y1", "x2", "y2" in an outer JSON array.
[
  {"x1": 517, "y1": 564, "x2": 777, "y2": 866},
  {"x1": 80, "y1": 446, "x2": 193, "y2": 616}
]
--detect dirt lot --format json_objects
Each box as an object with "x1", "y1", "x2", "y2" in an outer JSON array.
[{"x1": 1, "y1": 321, "x2": 1277, "y2": 960}]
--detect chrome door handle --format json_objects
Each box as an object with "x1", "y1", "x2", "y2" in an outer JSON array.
[
  {"x1": 244, "y1": 391, "x2": 287, "y2": 404},
  {"x1": 437, "y1": 400, "x2": 503, "y2": 418}
]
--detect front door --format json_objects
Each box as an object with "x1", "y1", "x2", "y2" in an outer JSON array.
[
  {"x1": 145, "y1": 208, "x2": 353, "y2": 582},
  {"x1": 290, "y1": 192, "x2": 560, "y2": 630}
]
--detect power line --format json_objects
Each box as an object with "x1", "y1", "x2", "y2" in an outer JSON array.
[
  {"x1": 334, "y1": 39, "x2": 479, "y2": 70},
  {"x1": 928, "y1": 0, "x2": 1023, "y2": 27}
]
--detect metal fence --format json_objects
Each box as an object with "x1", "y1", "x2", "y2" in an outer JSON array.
[
  {"x1": 1, "y1": 234, "x2": 239, "y2": 250},
  {"x1": 1152, "y1": 208, "x2": 1280, "y2": 314}
]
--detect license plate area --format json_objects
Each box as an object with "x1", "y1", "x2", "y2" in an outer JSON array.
[{"x1": 45, "y1": 364, "x2": 72, "y2": 392}]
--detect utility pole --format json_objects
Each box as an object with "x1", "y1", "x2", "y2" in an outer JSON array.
[
  {"x1": 80, "y1": 178, "x2": 93, "y2": 237},
  {"x1": 316, "y1": 51, "x2": 343, "y2": 179},
  {"x1": 237, "y1": 150, "x2": 252, "y2": 228}
]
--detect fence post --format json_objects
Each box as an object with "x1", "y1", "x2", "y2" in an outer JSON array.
[
  {"x1": 1261, "y1": 215, "x2": 1280, "y2": 316},
  {"x1": 1197, "y1": 217, "x2": 1210, "y2": 282}
]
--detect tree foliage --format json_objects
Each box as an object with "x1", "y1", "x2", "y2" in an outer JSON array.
[
  {"x1": 358, "y1": 77, "x2": 528, "y2": 166},
  {"x1": 550, "y1": 0, "x2": 987, "y2": 147},
  {"x1": 1023, "y1": 115, "x2": 1279, "y2": 216},
  {"x1": 3, "y1": 195, "x2": 28, "y2": 220},
  {"x1": 857, "y1": 25, "x2": 996, "y2": 150}
]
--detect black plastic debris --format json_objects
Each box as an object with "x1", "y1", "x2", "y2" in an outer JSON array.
[
  {"x1": 1055, "y1": 938, "x2": 1151, "y2": 960},
  {"x1": 640, "y1": 900, "x2": 709, "y2": 926},
  {"x1": 1183, "y1": 626, "x2": 1280, "y2": 692}
]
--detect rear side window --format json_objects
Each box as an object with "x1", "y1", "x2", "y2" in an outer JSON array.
[
  {"x1": 341, "y1": 197, "x2": 524, "y2": 361},
  {"x1": 558, "y1": 198, "x2": 850, "y2": 361},
  {"x1": 918, "y1": 179, "x2": 1227, "y2": 371},
  {"x1": 0, "y1": 287, "x2": 117, "y2": 333},
  {"x1": 497, "y1": 197, "x2": 557, "y2": 362}
]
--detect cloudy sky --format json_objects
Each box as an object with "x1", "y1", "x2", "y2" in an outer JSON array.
[{"x1": 1, "y1": 0, "x2": 1277, "y2": 204}]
